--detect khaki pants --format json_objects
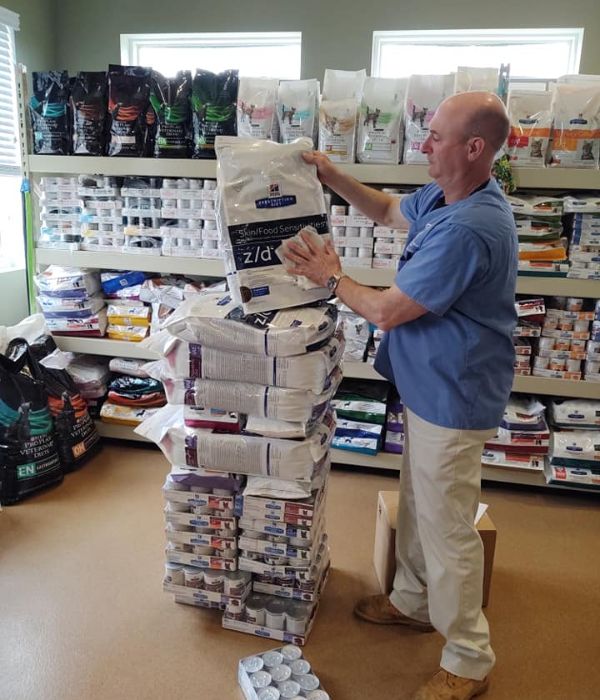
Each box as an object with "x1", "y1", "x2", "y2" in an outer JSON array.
[{"x1": 390, "y1": 408, "x2": 496, "y2": 681}]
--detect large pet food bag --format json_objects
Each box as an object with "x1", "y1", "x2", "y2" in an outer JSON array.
[
  {"x1": 549, "y1": 83, "x2": 600, "y2": 168},
  {"x1": 506, "y1": 90, "x2": 553, "y2": 167},
  {"x1": 215, "y1": 136, "x2": 331, "y2": 313},
  {"x1": 319, "y1": 69, "x2": 366, "y2": 163},
  {"x1": 357, "y1": 77, "x2": 405, "y2": 164}
]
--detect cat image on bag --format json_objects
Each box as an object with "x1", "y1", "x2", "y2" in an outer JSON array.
[
  {"x1": 364, "y1": 107, "x2": 381, "y2": 128},
  {"x1": 281, "y1": 105, "x2": 297, "y2": 124},
  {"x1": 411, "y1": 105, "x2": 428, "y2": 128},
  {"x1": 581, "y1": 141, "x2": 595, "y2": 160},
  {"x1": 240, "y1": 101, "x2": 255, "y2": 122},
  {"x1": 529, "y1": 139, "x2": 543, "y2": 158},
  {"x1": 324, "y1": 114, "x2": 338, "y2": 134}
]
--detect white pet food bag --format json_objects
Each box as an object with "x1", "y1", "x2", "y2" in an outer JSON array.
[
  {"x1": 454, "y1": 66, "x2": 499, "y2": 93},
  {"x1": 215, "y1": 136, "x2": 331, "y2": 313},
  {"x1": 357, "y1": 77, "x2": 405, "y2": 164},
  {"x1": 403, "y1": 74, "x2": 454, "y2": 164},
  {"x1": 276, "y1": 79, "x2": 319, "y2": 145},
  {"x1": 145, "y1": 365, "x2": 343, "y2": 423},
  {"x1": 135, "y1": 404, "x2": 335, "y2": 481},
  {"x1": 549, "y1": 83, "x2": 600, "y2": 168},
  {"x1": 236, "y1": 77, "x2": 279, "y2": 141},
  {"x1": 506, "y1": 90, "x2": 553, "y2": 167},
  {"x1": 152, "y1": 329, "x2": 344, "y2": 394},
  {"x1": 159, "y1": 291, "x2": 338, "y2": 357},
  {"x1": 318, "y1": 69, "x2": 366, "y2": 163},
  {"x1": 161, "y1": 292, "x2": 337, "y2": 356}
]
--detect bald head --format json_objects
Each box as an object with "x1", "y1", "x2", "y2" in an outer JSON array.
[{"x1": 439, "y1": 91, "x2": 509, "y2": 153}]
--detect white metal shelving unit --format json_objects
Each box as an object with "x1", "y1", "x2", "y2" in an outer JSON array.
[{"x1": 27, "y1": 155, "x2": 600, "y2": 493}]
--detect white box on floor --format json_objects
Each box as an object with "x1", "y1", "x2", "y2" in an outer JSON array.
[{"x1": 374, "y1": 491, "x2": 496, "y2": 607}]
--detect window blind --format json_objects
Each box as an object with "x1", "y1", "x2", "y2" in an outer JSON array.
[{"x1": 0, "y1": 14, "x2": 19, "y2": 176}]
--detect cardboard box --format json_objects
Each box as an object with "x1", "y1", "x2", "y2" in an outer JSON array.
[{"x1": 374, "y1": 491, "x2": 496, "y2": 607}]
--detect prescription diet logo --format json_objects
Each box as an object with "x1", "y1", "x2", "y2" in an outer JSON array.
[{"x1": 255, "y1": 182, "x2": 297, "y2": 209}]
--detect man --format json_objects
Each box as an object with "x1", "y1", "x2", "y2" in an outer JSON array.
[{"x1": 282, "y1": 91, "x2": 518, "y2": 700}]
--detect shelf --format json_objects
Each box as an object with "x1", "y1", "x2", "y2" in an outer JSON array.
[
  {"x1": 55, "y1": 336, "x2": 159, "y2": 360},
  {"x1": 513, "y1": 375, "x2": 600, "y2": 399},
  {"x1": 516, "y1": 277, "x2": 600, "y2": 298},
  {"x1": 35, "y1": 248, "x2": 226, "y2": 276},
  {"x1": 344, "y1": 362, "x2": 600, "y2": 399},
  {"x1": 331, "y1": 448, "x2": 401, "y2": 471},
  {"x1": 28, "y1": 155, "x2": 218, "y2": 179},
  {"x1": 27, "y1": 156, "x2": 600, "y2": 190},
  {"x1": 32, "y1": 248, "x2": 600, "y2": 298}
]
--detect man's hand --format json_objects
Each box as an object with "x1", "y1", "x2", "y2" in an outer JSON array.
[
  {"x1": 302, "y1": 151, "x2": 339, "y2": 188},
  {"x1": 282, "y1": 230, "x2": 342, "y2": 287}
]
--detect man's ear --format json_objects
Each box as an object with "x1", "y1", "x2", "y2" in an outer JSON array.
[{"x1": 467, "y1": 136, "x2": 486, "y2": 161}]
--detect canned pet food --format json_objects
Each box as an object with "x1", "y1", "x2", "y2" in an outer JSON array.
[
  {"x1": 277, "y1": 680, "x2": 302, "y2": 699},
  {"x1": 242, "y1": 655, "x2": 264, "y2": 673},
  {"x1": 245, "y1": 594, "x2": 266, "y2": 626},
  {"x1": 270, "y1": 664, "x2": 292, "y2": 683},
  {"x1": 265, "y1": 598, "x2": 288, "y2": 631},
  {"x1": 533, "y1": 356, "x2": 549, "y2": 370},
  {"x1": 566, "y1": 297, "x2": 584, "y2": 312},
  {"x1": 574, "y1": 320, "x2": 589, "y2": 333},
  {"x1": 250, "y1": 671, "x2": 272, "y2": 689},
  {"x1": 203, "y1": 570, "x2": 224, "y2": 593},
  {"x1": 164, "y1": 562, "x2": 184, "y2": 586},
  {"x1": 280, "y1": 645, "x2": 303, "y2": 662},
  {"x1": 566, "y1": 359, "x2": 581, "y2": 372},
  {"x1": 183, "y1": 566, "x2": 204, "y2": 588},
  {"x1": 290, "y1": 659, "x2": 311, "y2": 678},
  {"x1": 549, "y1": 358, "x2": 566, "y2": 371},
  {"x1": 258, "y1": 688, "x2": 281, "y2": 700},
  {"x1": 297, "y1": 674, "x2": 320, "y2": 692},
  {"x1": 262, "y1": 651, "x2": 285, "y2": 668}
]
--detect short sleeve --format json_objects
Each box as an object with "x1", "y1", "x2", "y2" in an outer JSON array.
[
  {"x1": 395, "y1": 224, "x2": 489, "y2": 316},
  {"x1": 399, "y1": 182, "x2": 440, "y2": 224},
  {"x1": 400, "y1": 191, "x2": 419, "y2": 223}
]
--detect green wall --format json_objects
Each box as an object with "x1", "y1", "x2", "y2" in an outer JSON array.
[
  {"x1": 2, "y1": 0, "x2": 55, "y2": 70},
  {"x1": 52, "y1": 0, "x2": 600, "y2": 77}
]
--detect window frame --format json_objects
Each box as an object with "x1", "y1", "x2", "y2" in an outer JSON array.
[
  {"x1": 371, "y1": 27, "x2": 584, "y2": 81},
  {"x1": 120, "y1": 31, "x2": 302, "y2": 78}
]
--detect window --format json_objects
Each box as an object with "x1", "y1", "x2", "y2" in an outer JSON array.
[
  {"x1": 0, "y1": 6, "x2": 23, "y2": 272},
  {"x1": 120, "y1": 32, "x2": 302, "y2": 80},
  {"x1": 372, "y1": 28, "x2": 584, "y2": 88}
]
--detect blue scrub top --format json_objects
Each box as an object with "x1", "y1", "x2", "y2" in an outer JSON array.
[{"x1": 374, "y1": 178, "x2": 518, "y2": 430}]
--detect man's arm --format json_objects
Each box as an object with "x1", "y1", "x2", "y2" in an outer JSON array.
[
  {"x1": 302, "y1": 151, "x2": 410, "y2": 230},
  {"x1": 282, "y1": 232, "x2": 427, "y2": 331}
]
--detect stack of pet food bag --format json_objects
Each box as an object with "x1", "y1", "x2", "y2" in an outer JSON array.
[
  {"x1": 546, "y1": 397, "x2": 600, "y2": 490},
  {"x1": 481, "y1": 396, "x2": 549, "y2": 475},
  {"x1": 331, "y1": 379, "x2": 390, "y2": 457},
  {"x1": 136, "y1": 136, "x2": 341, "y2": 643},
  {"x1": 564, "y1": 195, "x2": 600, "y2": 281},
  {"x1": 0, "y1": 316, "x2": 100, "y2": 505},
  {"x1": 507, "y1": 194, "x2": 568, "y2": 278}
]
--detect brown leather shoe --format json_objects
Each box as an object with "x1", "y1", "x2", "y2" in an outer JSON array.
[
  {"x1": 412, "y1": 669, "x2": 489, "y2": 700},
  {"x1": 353, "y1": 594, "x2": 434, "y2": 631}
]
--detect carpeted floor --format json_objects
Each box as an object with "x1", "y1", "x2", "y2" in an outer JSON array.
[{"x1": 1, "y1": 443, "x2": 599, "y2": 700}]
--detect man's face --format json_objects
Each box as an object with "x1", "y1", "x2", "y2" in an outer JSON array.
[{"x1": 420, "y1": 104, "x2": 470, "y2": 181}]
